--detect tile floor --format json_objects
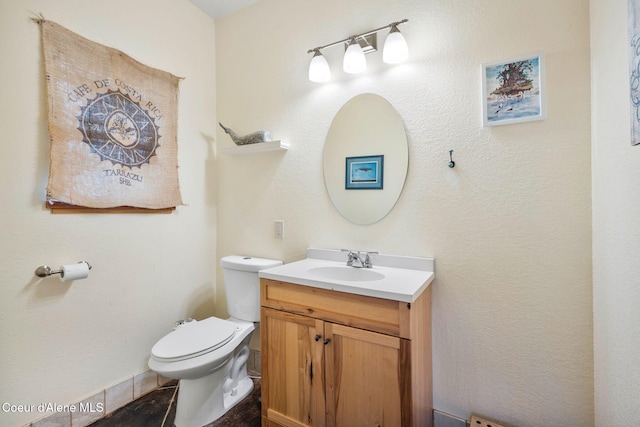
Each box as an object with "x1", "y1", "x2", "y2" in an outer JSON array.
[{"x1": 89, "y1": 378, "x2": 261, "y2": 427}]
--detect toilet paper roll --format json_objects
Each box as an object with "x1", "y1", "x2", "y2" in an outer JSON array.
[{"x1": 60, "y1": 262, "x2": 90, "y2": 282}]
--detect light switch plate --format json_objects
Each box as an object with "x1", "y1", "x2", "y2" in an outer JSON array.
[{"x1": 274, "y1": 220, "x2": 284, "y2": 239}]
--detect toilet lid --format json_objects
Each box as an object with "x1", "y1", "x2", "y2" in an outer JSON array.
[{"x1": 151, "y1": 317, "x2": 237, "y2": 362}]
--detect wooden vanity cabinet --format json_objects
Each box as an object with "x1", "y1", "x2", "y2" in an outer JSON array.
[{"x1": 260, "y1": 278, "x2": 432, "y2": 427}]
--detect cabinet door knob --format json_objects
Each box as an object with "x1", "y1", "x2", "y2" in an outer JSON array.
[
  {"x1": 323, "y1": 338, "x2": 331, "y2": 345},
  {"x1": 315, "y1": 334, "x2": 322, "y2": 341}
]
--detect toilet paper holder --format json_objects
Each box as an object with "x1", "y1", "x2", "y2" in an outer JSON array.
[{"x1": 35, "y1": 261, "x2": 92, "y2": 278}]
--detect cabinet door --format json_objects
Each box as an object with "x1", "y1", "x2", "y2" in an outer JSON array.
[
  {"x1": 262, "y1": 308, "x2": 326, "y2": 427},
  {"x1": 324, "y1": 323, "x2": 411, "y2": 427}
]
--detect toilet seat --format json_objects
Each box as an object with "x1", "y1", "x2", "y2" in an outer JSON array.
[{"x1": 151, "y1": 317, "x2": 237, "y2": 362}]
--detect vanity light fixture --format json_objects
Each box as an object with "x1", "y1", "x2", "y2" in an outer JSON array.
[
  {"x1": 343, "y1": 37, "x2": 367, "y2": 74},
  {"x1": 309, "y1": 49, "x2": 331, "y2": 82},
  {"x1": 307, "y1": 19, "x2": 409, "y2": 82},
  {"x1": 383, "y1": 23, "x2": 409, "y2": 64}
]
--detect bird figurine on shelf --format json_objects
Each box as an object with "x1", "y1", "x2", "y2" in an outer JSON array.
[{"x1": 219, "y1": 122, "x2": 272, "y2": 146}]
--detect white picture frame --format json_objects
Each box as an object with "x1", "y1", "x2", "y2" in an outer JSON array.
[{"x1": 481, "y1": 52, "x2": 546, "y2": 127}]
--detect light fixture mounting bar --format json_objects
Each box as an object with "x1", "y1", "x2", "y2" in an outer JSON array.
[{"x1": 307, "y1": 19, "x2": 408, "y2": 54}]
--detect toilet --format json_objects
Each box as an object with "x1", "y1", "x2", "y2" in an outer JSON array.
[{"x1": 148, "y1": 255, "x2": 282, "y2": 427}]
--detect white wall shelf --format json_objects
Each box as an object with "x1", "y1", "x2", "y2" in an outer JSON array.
[{"x1": 220, "y1": 140, "x2": 289, "y2": 155}]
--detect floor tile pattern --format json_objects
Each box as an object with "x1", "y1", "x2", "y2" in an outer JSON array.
[{"x1": 90, "y1": 378, "x2": 261, "y2": 427}]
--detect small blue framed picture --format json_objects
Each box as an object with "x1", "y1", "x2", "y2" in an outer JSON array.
[{"x1": 345, "y1": 155, "x2": 384, "y2": 190}]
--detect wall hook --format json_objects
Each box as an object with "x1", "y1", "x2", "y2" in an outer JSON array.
[{"x1": 448, "y1": 149, "x2": 455, "y2": 168}]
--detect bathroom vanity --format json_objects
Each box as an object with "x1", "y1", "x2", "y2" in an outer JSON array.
[{"x1": 258, "y1": 249, "x2": 434, "y2": 427}]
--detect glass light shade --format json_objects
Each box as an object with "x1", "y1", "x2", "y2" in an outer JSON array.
[
  {"x1": 343, "y1": 39, "x2": 366, "y2": 74},
  {"x1": 309, "y1": 50, "x2": 331, "y2": 82},
  {"x1": 383, "y1": 26, "x2": 408, "y2": 64}
]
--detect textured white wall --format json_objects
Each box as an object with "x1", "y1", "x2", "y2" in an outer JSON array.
[
  {"x1": 0, "y1": 1, "x2": 217, "y2": 425},
  {"x1": 216, "y1": 0, "x2": 593, "y2": 425},
  {"x1": 591, "y1": 0, "x2": 640, "y2": 425}
]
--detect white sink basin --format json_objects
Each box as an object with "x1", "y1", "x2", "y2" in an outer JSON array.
[
  {"x1": 258, "y1": 249, "x2": 435, "y2": 302},
  {"x1": 308, "y1": 266, "x2": 385, "y2": 282}
]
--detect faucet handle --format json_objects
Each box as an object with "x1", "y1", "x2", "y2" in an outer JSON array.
[
  {"x1": 363, "y1": 251, "x2": 378, "y2": 268},
  {"x1": 341, "y1": 249, "x2": 355, "y2": 266}
]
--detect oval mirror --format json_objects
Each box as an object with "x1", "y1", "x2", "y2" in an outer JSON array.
[{"x1": 323, "y1": 94, "x2": 408, "y2": 225}]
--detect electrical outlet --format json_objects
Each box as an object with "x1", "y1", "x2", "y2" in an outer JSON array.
[
  {"x1": 274, "y1": 220, "x2": 284, "y2": 239},
  {"x1": 470, "y1": 415, "x2": 506, "y2": 427}
]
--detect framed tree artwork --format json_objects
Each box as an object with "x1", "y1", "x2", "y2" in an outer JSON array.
[{"x1": 482, "y1": 52, "x2": 546, "y2": 127}]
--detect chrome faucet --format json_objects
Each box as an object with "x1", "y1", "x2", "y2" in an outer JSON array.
[
  {"x1": 347, "y1": 251, "x2": 364, "y2": 268},
  {"x1": 342, "y1": 250, "x2": 377, "y2": 268}
]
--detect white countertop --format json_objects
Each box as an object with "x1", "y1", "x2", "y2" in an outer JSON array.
[{"x1": 258, "y1": 249, "x2": 435, "y2": 303}]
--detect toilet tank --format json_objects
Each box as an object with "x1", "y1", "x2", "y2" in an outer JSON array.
[{"x1": 220, "y1": 256, "x2": 282, "y2": 322}]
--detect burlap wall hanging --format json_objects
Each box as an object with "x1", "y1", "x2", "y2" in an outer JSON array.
[{"x1": 38, "y1": 19, "x2": 183, "y2": 210}]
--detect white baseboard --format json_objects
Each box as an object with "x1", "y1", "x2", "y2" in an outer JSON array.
[{"x1": 434, "y1": 409, "x2": 469, "y2": 427}]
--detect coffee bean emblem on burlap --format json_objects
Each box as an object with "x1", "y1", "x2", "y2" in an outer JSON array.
[{"x1": 77, "y1": 89, "x2": 160, "y2": 168}]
